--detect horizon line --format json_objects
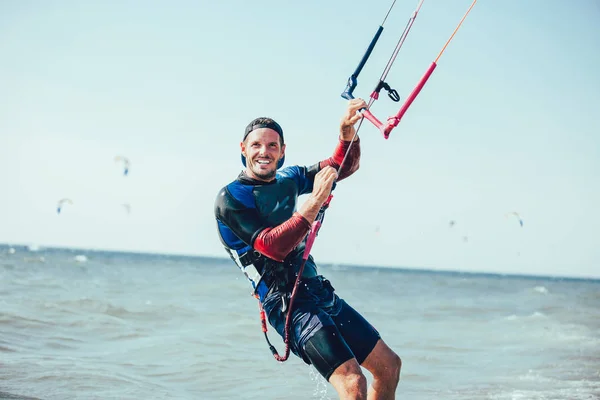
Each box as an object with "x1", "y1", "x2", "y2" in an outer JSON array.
[{"x1": 1, "y1": 242, "x2": 598, "y2": 283}]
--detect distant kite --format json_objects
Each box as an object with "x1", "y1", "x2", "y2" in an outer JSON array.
[
  {"x1": 448, "y1": 220, "x2": 456, "y2": 228},
  {"x1": 506, "y1": 211, "x2": 524, "y2": 227},
  {"x1": 114, "y1": 155, "x2": 131, "y2": 176},
  {"x1": 56, "y1": 198, "x2": 73, "y2": 214},
  {"x1": 122, "y1": 203, "x2": 131, "y2": 214}
]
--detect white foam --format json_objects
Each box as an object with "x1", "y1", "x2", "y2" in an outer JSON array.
[
  {"x1": 531, "y1": 311, "x2": 546, "y2": 318},
  {"x1": 533, "y1": 286, "x2": 548, "y2": 294},
  {"x1": 504, "y1": 311, "x2": 546, "y2": 321},
  {"x1": 309, "y1": 366, "x2": 329, "y2": 399},
  {"x1": 74, "y1": 255, "x2": 88, "y2": 263}
]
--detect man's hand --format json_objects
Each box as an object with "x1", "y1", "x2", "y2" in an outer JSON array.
[
  {"x1": 311, "y1": 166, "x2": 337, "y2": 205},
  {"x1": 297, "y1": 166, "x2": 337, "y2": 223},
  {"x1": 340, "y1": 98, "x2": 367, "y2": 141}
]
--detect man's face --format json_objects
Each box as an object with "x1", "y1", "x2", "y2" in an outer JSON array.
[{"x1": 240, "y1": 128, "x2": 285, "y2": 182}]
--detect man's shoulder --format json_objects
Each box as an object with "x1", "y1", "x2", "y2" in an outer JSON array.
[
  {"x1": 276, "y1": 166, "x2": 294, "y2": 180},
  {"x1": 276, "y1": 164, "x2": 314, "y2": 179},
  {"x1": 277, "y1": 163, "x2": 320, "y2": 183},
  {"x1": 215, "y1": 172, "x2": 245, "y2": 196},
  {"x1": 215, "y1": 177, "x2": 255, "y2": 211}
]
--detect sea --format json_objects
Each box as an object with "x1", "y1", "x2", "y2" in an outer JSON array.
[{"x1": 1, "y1": 244, "x2": 598, "y2": 400}]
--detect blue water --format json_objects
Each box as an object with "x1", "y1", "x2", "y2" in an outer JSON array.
[{"x1": 1, "y1": 244, "x2": 599, "y2": 399}]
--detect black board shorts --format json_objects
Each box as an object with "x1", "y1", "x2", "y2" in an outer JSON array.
[{"x1": 263, "y1": 275, "x2": 381, "y2": 380}]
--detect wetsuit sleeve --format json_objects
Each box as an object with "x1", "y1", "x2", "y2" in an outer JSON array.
[
  {"x1": 279, "y1": 164, "x2": 320, "y2": 197},
  {"x1": 215, "y1": 187, "x2": 312, "y2": 262},
  {"x1": 319, "y1": 138, "x2": 360, "y2": 181},
  {"x1": 215, "y1": 187, "x2": 265, "y2": 247},
  {"x1": 254, "y1": 213, "x2": 311, "y2": 262}
]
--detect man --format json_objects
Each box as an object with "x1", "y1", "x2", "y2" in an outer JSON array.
[{"x1": 214, "y1": 99, "x2": 401, "y2": 399}]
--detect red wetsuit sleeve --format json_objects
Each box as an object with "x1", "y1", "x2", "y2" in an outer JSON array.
[
  {"x1": 319, "y1": 138, "x2": 360, "y2": 181},
  {"x1": 254, "y1": 212, "x2": 312, "y2": 262}
]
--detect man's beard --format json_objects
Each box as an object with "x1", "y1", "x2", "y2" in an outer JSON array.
[{"x1": 252, "y1": 164, "x2": 277, "y2": 180}]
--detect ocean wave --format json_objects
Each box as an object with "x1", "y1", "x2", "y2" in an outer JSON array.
[
  {"x1": 39, "y1": 298, "x2": 199, "y2": 323},
  {"x1": 0, "y1": 344, "x2": 18, "y2": 353},
  {"x1": 0, "y1": 262, "x2": 16, "y2": 270},
  {"x1": 107, "y1": 331, "x2": 149, "y2": 341},
  {"x1": 551, "y1": 324, "x2": 600, "y2": 347},
  {"x1": 74, "y1": 255, "x2": 88, "y2": 263},
  {"x1": 532, "y1": 285, "x2": 549, "y2": 294},
  {"x1": 0, "y1": 313, "x2": 56, "y2": 328},
  {"x1": 420, "y1": 344, "x2": 474, "y2": 353},
  {"x1": 0, "y1": 391, "x2": 41, "y2": 400},
  {"x1": 490, "y1": 388, "x2": 600, "y2": 400},
  {"x1": 504, "y1": 311, "x2": 547, "y2": 321},
  {"x1": 21, "y1": 256, "x2": 45, "y2": 263}
]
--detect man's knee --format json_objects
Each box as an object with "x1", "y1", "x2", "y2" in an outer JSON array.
[
  {"x1": 329, "y1": 360, "x2": 368, "y2": 398},
  {"x1": 363, "y1": 341, "x2": 402, "y2": 383},
  {"x1": 390, "y1": 352, "x2": 402, "y2": 381},
  {"x1": 375, "y1": 351, "x2": 401, "y2": 382},
  {"x1": 342, "y1": 371, "x2": 368, "y2": 393}
]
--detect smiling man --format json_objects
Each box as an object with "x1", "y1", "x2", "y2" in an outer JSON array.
[{"x1": 214, "y1": 99, "x2": 401, "y2": 399}]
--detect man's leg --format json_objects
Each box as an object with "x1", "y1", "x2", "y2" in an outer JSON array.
[
  {"x1": 328, "y1": 358, "x2": 367, "y2": 400},
  {"x1": 360, "y1": 339, "x2": 401, "y2": 400},
  {"x1": 302, "y1": 325, "x2": 368, "y2": 399},
  {"x1": 265, "y1": 279, "x2": 370, "y2": 398},
  {"x1": 330, "y1": 299, "x2": 401, "y2": 400}
]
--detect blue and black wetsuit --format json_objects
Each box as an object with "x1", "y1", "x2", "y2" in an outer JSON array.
[
  {"x1": 214, "y1": 138, "x2": 380, "y2": 380},
  {"x1": 215, "y1": 163, "x2": 320, "y2": 302}
]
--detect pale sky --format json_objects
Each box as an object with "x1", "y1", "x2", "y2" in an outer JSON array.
[{"x1": 1, "y1": 0, "x2": 599, "y2": 279}]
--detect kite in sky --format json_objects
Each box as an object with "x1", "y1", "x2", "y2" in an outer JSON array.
[
  {"x1": 114, "y1": 155, "x2": 131, "y2": 176},
  {"x1": 56, "y1": 198, "x2": 73, "y2": 214}
]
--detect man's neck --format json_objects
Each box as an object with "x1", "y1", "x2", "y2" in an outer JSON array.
[{"x1": 239, "y1": 170, "x2": 276, "y2": 185}]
